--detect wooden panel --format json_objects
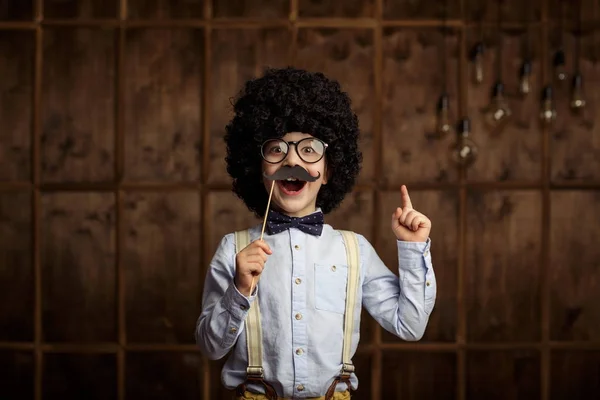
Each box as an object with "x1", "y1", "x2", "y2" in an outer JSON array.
[
  {"x1": 550, "y1": 350, "x2": 600, "y2": 399},
  {"x1": 208, "y1": 357, "x2": 231, "y2": 400},
  {"x1": 550, "y1": 191, "x2": 600, "y2": 341},
  {"x1": 549, "y1": 30, "x2": 600, "y2": 183},
  {"x1": 0, "y1": 0, "x2": 33, "y2": 20},
  {"x1": 41, "y1": 192, "x2": 116, "y2": 342},
  {"x1": 326, "y1": 190, "x2": 374, "y2": 242},
  {"x1": 0, "y1": 350, "x2": 34, "y2": 399},
  {"x1": 465, "y1": 27, "x2": 542, "y2": 182},
  {"x1": 42, "y1": 29, "x2": 115, "y2": 183},
  {"x1": 208, "y1": 28, "x2": 291, "y2": 184},
  {"x1": 124, "y1": 29, "x2": 203, "y2": 182},
  {"x1": 212, "y1": 0, "x2": 288, "y2": 18},
  {"x1": 466, "y1": 350, "x2": 541, "y2": 399},
  {"x1": 381, "y1": 351, "x2": 456, "y2": 399},
  {"x1": 44, "y1": 0, "x2": 118, "y2": 18},
  {"x1": 299, "y1": 0, "x2": 374, "y2": 18},
  {"x1": 206, "y1": 190, "x2": 261, "y2": 259},
  {"x1": 43, "y1": 353, "x2": 117, "y2": 399},
  {"x1": 381, "y1": 28, "x2": 460, "y2": 185},
  {"x1": 0, "y1": 31, "x2": 33, "y2": 182},
  {"x1": 0, "y1": 192, "x2": 33, "y2": 341},
  {"x1": 128, "y1": 0, "x2": 204, "y2": 19},
  {"x1": 295, "y1": 28, "x2": 374, "y2": 185},
  {"x1": 548, "y1": 0, "x2": 596, "y2": 23},
  {"x1": 466, "y1": 191, "x2": 541, "y2": 342},
  {"x1": 465, "y1": 0, "x2": 541, "y2": 22},
  {"x1": 347, "y1": 352, "x2": 372, "y2": 400},
  {"x1": 126, "y1": 352, "x2": 202, "y2": 399},
  {"x1": 326, "y1": 190, "x2": 375, "y2": 343},
  {"x1": 379, "y1": 190, "x2": 458, "y2": 342},
  {"x1": 383, "y1": 0, "x2": 461, "y2": 19},
  {"x1": 122, "y1": 191, "x2": 201, "y2": 344}
]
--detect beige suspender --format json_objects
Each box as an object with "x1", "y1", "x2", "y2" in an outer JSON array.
[
  {"x1": 234, "y1": 230, "x2": 266, "y2": 378},
  {"x1": 338, "y1": 229, "x2": 360, "y2": 377},
  {"x1": 234, "y1": 229, "x2": 361, "y2": 381}
]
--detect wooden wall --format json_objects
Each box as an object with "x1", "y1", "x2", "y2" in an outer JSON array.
[{"x1": 1, "y1": 0, "x2": 599, "y2": 399}]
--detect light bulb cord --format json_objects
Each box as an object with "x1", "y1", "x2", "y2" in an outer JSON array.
[{"x1": 495, "y1": 0, "x2": 503, "y2": 81}]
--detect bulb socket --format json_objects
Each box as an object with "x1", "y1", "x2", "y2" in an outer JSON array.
[
  {"x1": 470, "y1": 42, "x2": 484, "y2": 61},
  {"x1": 457, "y1": 117, "x2": 470, "y2": 135},
  {"x1": 491, "y1": 81, "x2": 505, "y2": 98},
  {"x1": 437, "y1": 93, "x2": 450, "y2": 111},
  {"x1": 571, "y1": 73, "x2": 583, "y2": 89},
  {"x1": 541, "y1": 85, "x2": 553, "y2": 101},
  {"x1": 519, "y1": 60, "x2": 532, "y2": 77}
]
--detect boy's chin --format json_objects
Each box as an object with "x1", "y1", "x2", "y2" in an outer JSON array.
[{"x1": 272, "y1": 200, "x2": 317, "y2": 217}]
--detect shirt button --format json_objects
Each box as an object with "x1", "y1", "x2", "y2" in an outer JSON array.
[
  {"x1": 295, "y1": 313, "x2": 302, "y2": 320},
  {"x1": 230, "y1": 327, "x2": 237, "y2": 333},
  {"x1": 331, "y1": 265, "x2": 336, "y2": 272},
  {"x1": 296, "y1": 348, "x2": 303, "y2": 355},
  {"x1": 424, "y1": 250, "x2": 429, "y2": 256},
  {"x1": 426, "y1": 281, "x2": 431, "y2": 286},
  {"x1": 295, "y1": 245, "x2": 300, "y2": 250},
  {"x1": 295, "y1": 278, "x2": 302, "y2": 285},
  {"x1": 297, "y1": 384, "x2": 304, "y2": 391},
  {"x1": 240, "y1": 304, "x2": 247, "y2": 310}
]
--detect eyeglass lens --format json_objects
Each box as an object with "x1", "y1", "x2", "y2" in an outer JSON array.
[{"x1": 262, "y1": 138, "x2": 325, "y2": 163}]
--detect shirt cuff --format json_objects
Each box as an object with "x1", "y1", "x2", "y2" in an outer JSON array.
[
  {"x1": 397, "y1": 238, "x2": 432, "y2": 271},
  {"x1": 221, "y1": 282, "x2": 258, "y2": 321}
]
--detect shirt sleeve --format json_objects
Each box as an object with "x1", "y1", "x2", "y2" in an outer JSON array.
[
  {"x1": 360, "y1": 235, "x2": 437, "y2": 341},
  {"x1": 195, "y1": 234, "x2": 258, "y2": 360}
]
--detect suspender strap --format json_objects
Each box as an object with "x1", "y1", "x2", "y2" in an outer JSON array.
[
  {"x1": 234, "y1": 230, "x2": 277, "y2": 399},
  {"x1": 234, "y1": 230, "x2": 264, "y2": 377},
  {"x1": 338, "y1": 230, "x2": 360, "y2": 378}
]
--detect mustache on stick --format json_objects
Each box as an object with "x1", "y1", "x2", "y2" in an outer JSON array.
[{"x1": 263, "y1": 165, "x2": 320, "y2": 182}]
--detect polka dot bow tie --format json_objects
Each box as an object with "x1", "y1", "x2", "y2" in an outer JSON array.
[{"x1": 266, "y1": 209, "x2": 324, "y2": 236}]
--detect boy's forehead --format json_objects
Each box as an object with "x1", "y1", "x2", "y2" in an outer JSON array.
[{"x1": 280, "y1": 131, "x2": 315, "y2": 141}]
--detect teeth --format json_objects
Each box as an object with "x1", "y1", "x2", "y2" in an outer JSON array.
[{"x1": 285, "y1": 178, "x2": 298, "y2": 181}]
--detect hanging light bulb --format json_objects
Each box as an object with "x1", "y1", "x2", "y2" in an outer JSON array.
[
  {"x1": 470, "y1": 42, "x2": 485, "y2": 85},
  {"x1": 483, "y1": 81, "x2": 512, "y2": 134},
  {"x1": 552, "y1": 50, "x2": 567, "y2": 82},
  {"x1": 570, "y1": 73, "x2": 586, "y2": 111},
  {"x1": 539, "y1": 85, "x2": 557, "y2": 125},
  {"x1": 435, "y1": 93, "x2": 452, "y2": 138},
  {"x1": 519, "y1": 59, "x2": 532, "y2": 96},
  {"x1": 451, "y1": 118, "x2": 478, "y2": 167}
]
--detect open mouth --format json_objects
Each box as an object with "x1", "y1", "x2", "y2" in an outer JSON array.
[{"x1": 277, "y1": 178, "x2": 307, "y2": 195}]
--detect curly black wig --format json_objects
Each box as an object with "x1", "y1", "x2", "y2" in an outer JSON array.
[{"x1": 224, "y1": 67, "x2": 362, "y2": 218}]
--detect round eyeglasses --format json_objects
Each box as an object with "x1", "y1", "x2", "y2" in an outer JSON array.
[{"x1": 261, "y1": 138, "x2": 328, "y2": 164}]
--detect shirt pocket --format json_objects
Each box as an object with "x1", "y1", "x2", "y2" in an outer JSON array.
[{"x1": 314, "y1": 263, "x2": 348, "y2": 314}]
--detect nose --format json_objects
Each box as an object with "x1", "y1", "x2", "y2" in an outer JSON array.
[{"x1": 282, "y1": 143, "x2": 302, "y2": 166}]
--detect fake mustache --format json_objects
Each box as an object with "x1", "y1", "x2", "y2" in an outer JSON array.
[{"x1": 263, "y1": 165, "x2": 321, "y2": 182}]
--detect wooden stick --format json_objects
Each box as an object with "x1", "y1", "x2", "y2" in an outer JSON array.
[
  {"x1": 249, "y1": 180, "x2": 275, "y2": 295},
  {"x1": 260, "y1": 180, "x2": 275, "y2": 241}
]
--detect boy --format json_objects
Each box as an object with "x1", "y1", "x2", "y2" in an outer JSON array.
[{"x1": 196, "y1": 67, "x2": 437, "y2": 399}]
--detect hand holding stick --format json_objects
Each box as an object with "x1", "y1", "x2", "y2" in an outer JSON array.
[{"x1": 249, "y1": 179, "x2": 275, "y2": 295}]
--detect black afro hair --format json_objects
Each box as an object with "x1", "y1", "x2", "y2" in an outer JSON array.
[{"x1": 224, "y1": 67, "x2": 362, "y2": 218}]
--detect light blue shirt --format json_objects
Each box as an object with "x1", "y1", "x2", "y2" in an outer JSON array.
[{"x1": 195, "y1": 220, "x2": 437, "y2": 398}]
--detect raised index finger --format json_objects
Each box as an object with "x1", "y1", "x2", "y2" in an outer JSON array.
[{"x1": 401, "y1": 185, "x2": 413, "y2": 209}]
